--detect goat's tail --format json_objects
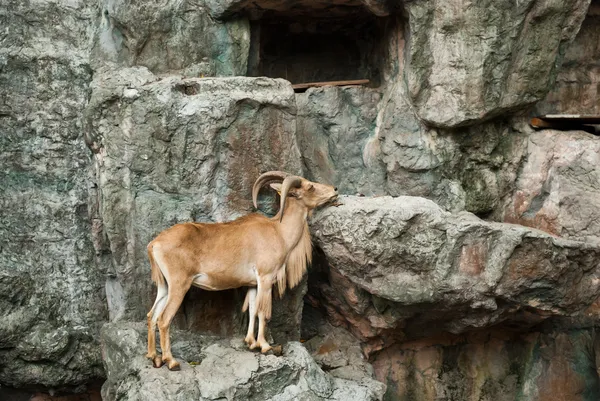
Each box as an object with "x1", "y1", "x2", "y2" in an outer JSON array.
[{"x1": 148, "y1": 243, "x2": 166, "y2": 287}]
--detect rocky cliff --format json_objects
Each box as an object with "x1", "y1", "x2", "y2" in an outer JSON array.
[{"x1": 1, "y1": 0, "x2": 600, "y2": 400}]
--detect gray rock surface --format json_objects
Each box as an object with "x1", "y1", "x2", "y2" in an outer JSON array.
[
  {"x1": 296, "y1": 86, "x2": 386, "y2": 196},
  {"x1": 372, "y1": 324, "x2": 600, "y2": 401},
  {"x1": 91, "y1": 0, "x2": 250, "y2": 76},
  {"x1": 304, "y1": 323, "x2": 377, "y2": 385},
  {"x1": 310, "y1": 196, "x2": 600, "y2": 351},
  {"x1": 300, "y1": 81, "x2": 528, "y2": 214},
  {"x1": 0, "y1": 0, "x2": 106, "y2": 391},
  {"x1": 536, "y1": 1, "x2": 600, "y2": 115},
  {"x1": 100, "y1": 322, "x2": 385, "y2": 401},
  {"x1": 501, "y1": 129, "x2": 600, "y2": 242},
  {"x1": 404, "y1": 0, "x2": 591, "y2": 128}
]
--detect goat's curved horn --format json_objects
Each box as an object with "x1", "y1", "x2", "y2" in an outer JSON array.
[
  {"x1": 279, "y1": 176, "x2": 303, "y2": 222},
  {"x1": 252, "y1": 171, "x2": 289, "y2": 209}
]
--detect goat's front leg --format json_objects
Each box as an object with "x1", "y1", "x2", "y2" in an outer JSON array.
[
  {"x1": 251, "y1": 276, "x2": 273, "y2": 353},
  {"x1": 244, "y1": 288, "x2": 258, "y2": 346}
]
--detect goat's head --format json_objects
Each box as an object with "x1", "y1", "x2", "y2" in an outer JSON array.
[{"x1": 252, "y1": 171, "x2": 338, "y2": 221}]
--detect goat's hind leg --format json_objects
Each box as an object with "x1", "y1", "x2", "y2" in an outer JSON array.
[
  {"x1": 243, "y1": 288, "x2": 258, "y2": 347},
  {"x1": 147, "y1": 283, "x2": 168, "y2": 368},
  {"x1": 158, "y1": 278, "x2": 192, "y2": 371},
  {"x1": 253, "y1": 276, "x2": 273, "y2": 354}
]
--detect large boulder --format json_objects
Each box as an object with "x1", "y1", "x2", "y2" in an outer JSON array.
[
  {"x1": 100, "y1": 322, "x2": 386, "y2": 401},
  {"x1": 309, "y1": 196, "x2": 600, "y2": 352},
  {"x1": 0, "y1": 0, "x2": 106, "y2": 391},
  {"x1": 84, "y1": 67, "x2": 304, "y2": 341},
  {"x1": 404, "y1": 0, "x2": 591, "y2": 128}
]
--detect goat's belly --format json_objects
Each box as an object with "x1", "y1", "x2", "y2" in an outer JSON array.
[{"x1": 192, "y1": 272, "x2": 256, "y2": 291}]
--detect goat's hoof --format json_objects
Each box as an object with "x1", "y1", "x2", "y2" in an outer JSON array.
[
  {"x1": 249, "y1": 341, "x2": 259, "y2": 350},
  {"x1": 260, "y1": 345, "x2": 272, "y2": 354},
  {"x1": 152, "y1": 356, "x2": 164, "y2": 368},
  {"x1": 167, "y1": 360, "x2": 180, "y2": 371},
  {"x1": 244, "y1": 336, "x2": 256, "y2": 346}
]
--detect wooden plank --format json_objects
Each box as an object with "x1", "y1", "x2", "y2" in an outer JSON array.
[
  {"x1": 537, "y1": 114, "x2": 600, "y2": 124},
  {"x1": 292, "y1": 79, "x2": 370, "y2": 90}
]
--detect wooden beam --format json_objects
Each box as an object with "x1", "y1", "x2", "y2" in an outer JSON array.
[{"x1": 292, "y1": 79, "x2": 370, "y2": 90}]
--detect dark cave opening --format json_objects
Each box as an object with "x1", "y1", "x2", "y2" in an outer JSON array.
[{"x1": 247, "y1": 10, "x2": 389, "y2": 88}]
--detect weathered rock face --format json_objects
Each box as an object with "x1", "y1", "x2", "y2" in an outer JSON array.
[
  {"x1": 537, "y1": 1, "x2": 600, "y2": 114},
  {"x1": 309, "y1": 196, "x2": 600, "y2": 352},
  {"x1": 0, "y1": 0, "x2": 106, "y2": 391},
  {"x1": 376, "y1": 91, "x2": 528, "y2": 214},
  {"x1": 404, "y1": 0, "x2": 591, "y2": 128},
  {"x1": 303, "y1": 322, "x2": 379, "y2": 385},
  {"x1": 296, "y1": 84, "x2": 528, "y2": 215},
  {"x1": 296, "y1": 86, "x2": 385, "y2": 195},
  {"x1": 100, "y1": 322, "x2": 386, "y2": 401},
  {"x1": 84, "y1": 67, "x2": 304, "y2": 339},
  {"x1": 294, "y1": 17, "x2": 530, "y2": 214},
  {"x1": 501, "y1": 129, "x2": 600, "y2": 242},
  {"x1": 92, "y1": 0, "x2": 250, "y2": 76},
  {"x1": 372, "y1": 324, "x2": 600, "y2": 401}
]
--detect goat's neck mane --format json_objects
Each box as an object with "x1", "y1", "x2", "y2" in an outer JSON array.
[{"x1": 276, "y1": 221, "x2": 312, "y2": 297}]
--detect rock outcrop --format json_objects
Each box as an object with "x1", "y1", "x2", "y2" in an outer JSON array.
[
  {"x1": 100, "y1": 322, "x2": 385, "y2": 401},
  {"x1": 206, "y1": 0, "x2": 393, "y2": 19},
  {"x1": 404, "y1": 0, "x2": 591, "y2": 128},
  {"x1": 92, "y1": 0, "x2": 250, "y2": 76},
  {"x1": 310, "y1": 196, "x2": 600, "y2": 351}
]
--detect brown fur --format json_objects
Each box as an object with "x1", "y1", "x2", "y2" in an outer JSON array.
[
  {"x1": 275, "y1": 266, "x2": 287, "y2": 299},
  {"x1": 146, "y1": 175, "x2": 338, "y2": 367},
  {"x1": 286, "y1": 222, "x2": 312, "y2": 291}
]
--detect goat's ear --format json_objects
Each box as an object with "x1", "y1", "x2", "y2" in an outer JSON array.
[{"x1": 270, "y1": 183, "x2": 282, "y2": 194}]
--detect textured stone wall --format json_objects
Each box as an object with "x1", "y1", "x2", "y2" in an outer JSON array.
[
  {"x1": 2, "y1": 0, "x2": 600, "y2": 399},
  {"x1": 537, "y1": 1, "x2": 600, "y2": 115},
  {"x1": 372, "y1": 324, "x2": 600, "y2": 401},
  {"x1": 0, "y1": 0, "x2": 105, "y2": 391}
]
